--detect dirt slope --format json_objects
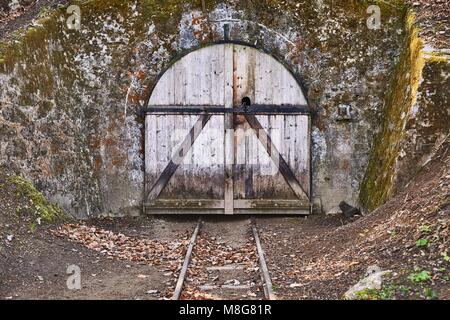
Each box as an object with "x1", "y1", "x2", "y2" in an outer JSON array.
[
  {"x1": 258, "y1": 143, "x2": 449, "y2": 299},
  {"x1": 405, "y1": 0, "x2": 449, "y2": 49}
]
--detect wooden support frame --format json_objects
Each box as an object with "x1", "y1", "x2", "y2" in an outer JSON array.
[
  {"x1": 145, "y1": 105, "x2": 312, "y2": 115},
  {"x1": 144, "y1": 43, "x2": 312, "y2": 215},
  {"x1": 144, "y1": 199, "x2": 310, "y2": 209}
]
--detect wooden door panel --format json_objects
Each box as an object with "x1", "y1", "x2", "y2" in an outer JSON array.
[
  {"x1": 253, "y1": 115, "x2": 296, "y2": 199},
  {"x1": 233, "y1": 121, "x2": 297, "y2": 200},
  {"x1": 160, "y1": 114, "x2": 225, "y2": 199},
  {"x1": 256, "y1": 114, "x2": 310, "y2": 198},
  {"x1": 146, "y1": 114, "x2": 224, "y2": 200},
  {"x1": 149, "y1": 45, "x2": 227, "y2": 106},
  {"x1": 145, "y1": 114, "x2": 196, "y2": 192},
  {"x1": 145, "y1": 44, "x2": 311, "y2": 214},
  {"x1": 254, "y1": 49, "x2": 307, "y2": 105},
  {"x1": 233, "y1": 114, "x2": 310, "y2": 201}
]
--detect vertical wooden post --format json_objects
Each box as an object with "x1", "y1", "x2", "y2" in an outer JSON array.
[
  {"x1": 224, "y1": 44, "x2": 234, "y2": 215},
  {"x1": 233, "y1": 45, "x2": 256, "y2": 199}
]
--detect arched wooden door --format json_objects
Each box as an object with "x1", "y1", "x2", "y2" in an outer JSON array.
[{"x1": 144, "y1": 44, "x2": 311, "y2": 215}]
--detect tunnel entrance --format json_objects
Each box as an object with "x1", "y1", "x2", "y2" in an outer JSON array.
[{"x1": 143, "y1": 44, "x2": 311, "y2": 215}]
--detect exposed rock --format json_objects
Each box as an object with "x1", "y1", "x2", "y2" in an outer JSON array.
[
  {"x1": 339, "y1": 201, "x2": 362, "y2": 218},
  {"x1": 344, "y1": 265, "x2": 392, "y2": 300}
]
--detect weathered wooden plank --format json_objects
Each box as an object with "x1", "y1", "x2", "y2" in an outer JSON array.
[
  {"x1": 156, "y1": 115, "x2": 167, "y2": 171},
  {"x1": 306, "y1": 115, "x2": 312, "y2": 196},
  {"x1": 245, "y1": 136, "x2": 255, "y2": 199},
  {"x1": 245, "y1": 114, "x2": 309, "y2": 200},
  {"x1": 174, "y1": 54, "x2": 186, "y2": 105},
  {"x1": 144, "y1": 199, "x2": 309, "y2": 210},
  {"x1": 254, "y1": 48, "x2": 307, "y2": 105},
  {"x1": 145, "y1": 115, "x2": 158, "y2": 189},
  {"x1": 212, "y1": 45, "x2": 225, "y2": 106},
  {"x1": 224, "y1": 43, "x2": 234, "y2": 215},
  {"x1": 199, "y1": 284, "x2": 255, "y2": 291},
  {"x1": 233, "y1": 199, "x2": 310, "y2": 209},
  {"x1": 233, "y1": 45, "x2": 257, "y2": 200},
  {"x1": 145, "y1": 199, "x2": 225, "y2": 209},
  {"x1": 206, "y1": 264, "x2": 246, "y2": 271},
  {"x1": 295, "y1": 115, "x2": 310, "y2": 196},
  {"x1": 144, "y1": 209, "x2": 310, "y2": 215},
  {"x1": 145, "y1": 114, "x2": 211, "y2": 202},
  {"x1": 233, "y1": 45, "x2": 256, "y2": 105},
  {"x1": 146, "y1": 209, "x2": 225, "y2": 215}
]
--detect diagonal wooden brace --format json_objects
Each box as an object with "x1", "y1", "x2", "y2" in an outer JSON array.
[
  {"x1": 244, "y1": 114, "x2": 309, "y2": 200},
  {"x1": 145, "y1": 114, "x2": 212, "y2": 202}
]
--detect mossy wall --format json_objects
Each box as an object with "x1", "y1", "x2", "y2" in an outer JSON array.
[
  {"x1": 360, "y1": 12, "x2": 449, "y2": 211},
  {"x1": 360, "y1": 12, "x2": 424, "y2": 210},
  {"x1": 394, "y1": 54, "x2": 449, "y2": 192},
  {"x1": 0, "y1": 0, "x2": 407, "y2": 217},
  {"x1": 7, "y1": 174, "x2": 64, "y2": 223}
]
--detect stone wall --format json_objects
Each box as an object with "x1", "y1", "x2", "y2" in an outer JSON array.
[
  {"x1": 359, "y1": 12, "x2": 423, "y2": 210},
  {"x1": 394, "y1": 55, "x2": 449, "y2": 194},
  {"x1": 0, "y1": 0, "x2": 407, "y2": 217},
  {"x1": 360, "y1": 11, "x2": 449, "y2": 211}
]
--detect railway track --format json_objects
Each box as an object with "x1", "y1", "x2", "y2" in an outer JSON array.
[{"x1": 171, "y1": 218, "x2": 276, "y2": 300}]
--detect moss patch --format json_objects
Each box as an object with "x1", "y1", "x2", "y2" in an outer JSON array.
[
  {"x1": 7, "y1": 175, "x2": 65, "y2": 223},
  {"x1": 360, "y1": 11, "x2": 425, "y2": 211}
]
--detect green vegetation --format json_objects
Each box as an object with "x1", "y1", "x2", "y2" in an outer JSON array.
[
  {"x1": 415, "y1": 238, "x2": 428, "y2": 248},
  {"x1": 360, "y1": 11, "x2": 425, "y2": 210},
  {"x1": 407, "y1": 270, "x2": 432, "y2": 283},
  {"x1": 8, "y1": 175, "x2": 64, "y2": 223},
  {"x1": 354, "y1": 270, "x2": 441, "y2": 300},
  {"x1": 418, "y1": 225, "x2": 431, "y2": 233},
  {"x1": 421, "y1": 287, "x2": 437, "y2": 299},
  {"x1": 272, "y1": 283, "x2": 280, "y2": 293},
  {"x1": 354, "y1": 285, "x2": 398, "y2": 300}
]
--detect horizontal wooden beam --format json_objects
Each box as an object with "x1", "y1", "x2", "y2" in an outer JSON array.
[
  {"x1": 234, "y1": 199, "x2": 310, "y2": 209},
  {"x1": 144, "y1": 104, "x2": 312, "y2": 115},
  {"x1": 145, "y1": 199, "x2": 224, "y2": 209},
  {"x1": 143, "y1": 209, "x2": 311, "y2": 215},
  {"x1": 144, "y1": 199, "x2": 311, "y2": 210}
]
